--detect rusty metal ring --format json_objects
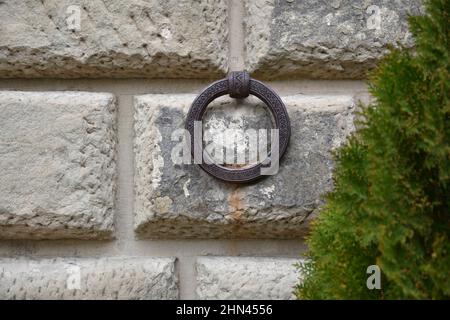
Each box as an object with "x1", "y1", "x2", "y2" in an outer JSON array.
[{"x1": 186, "y1": 71, "x2": 291, "y2": 183}]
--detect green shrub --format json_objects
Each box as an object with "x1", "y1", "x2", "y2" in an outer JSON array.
[{"x1": 296, "y1": 0, "x2": 449, "y2": 299}]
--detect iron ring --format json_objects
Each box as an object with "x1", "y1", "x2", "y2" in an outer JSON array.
[{"x1": 185, "y1": 72, "x2": 291, "y2": 183}]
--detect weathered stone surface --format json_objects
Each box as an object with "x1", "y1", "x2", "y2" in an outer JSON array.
[
  {"x1": 0, "y1": 0, "x2": 228, "y2": 78},
  {"x1": 0, "y1": 257, "x2": 178, "y2": 299},
  {"x1": 244, "y1": 0, "x2": 423, "y2": 79},
  {"x1": 134, "y1": 94, "x2": 355, "y2": 238},
  {"x1": 196, "y1": 257, "x2": 300, "y2": 300},
  {"x1": 0, "y1": 91, "x2": 117, "y2": 239}
]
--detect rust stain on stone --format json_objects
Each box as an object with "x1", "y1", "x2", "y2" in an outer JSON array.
[
  {"x1": 227, "y1": 185, "x2": 245, "y2": 255},
  {"x1": 228, "y1": 186, "x2": 244, "y2": 223}
]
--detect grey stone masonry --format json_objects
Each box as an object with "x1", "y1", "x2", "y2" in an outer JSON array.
[
  {"x1": 134, "y1": 94, "x2": 355, "y2": 238},
  {"x1": 0, "y1": 257, "x2": 178, "y2": 299},
  {"x1": 0, "y1": 0, "x2": 228, "y2": 78},
  {"x1": 0, "y1": 91, "x2": 117, "y2": 239},
  {"x1": 196, "y1": 257, "x2": 300, "y2": 300},
  {"x1": 244, "y1": 0, "x2": 423, "y2": 79}
]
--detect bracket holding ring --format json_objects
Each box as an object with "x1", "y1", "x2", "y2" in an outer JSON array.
[{"x1": 185, "y1": 71, "x2": 291, "y2": 183}]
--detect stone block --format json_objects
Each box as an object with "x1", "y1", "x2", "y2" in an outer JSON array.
[
  {"x1": 0, "y1": 0, "x2": 228, "y2": 78},
  {"x1": 0, "y1": 257, "x2": 178, "y2": 299},
  {"x1": 0, "y1": 91, "x2": 117, "y2": 239},
  {"x1": 134, "y1": 93, "x2": 355, "y2": 238},
  {"x1": 244, "y1": 0, "x2": 423, "y2": 79},
  {"x1": 196, "y1": 257, "x2": 300, "y2": 300}
]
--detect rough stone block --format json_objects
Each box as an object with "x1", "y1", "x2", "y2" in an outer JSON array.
[
  {"x1": 0, "y1": 91, "x2": 117, "y2": 239},
  {"x1": 196, "y1": 257, "x2": 300, "y2": 300},
  {"x1": 0, "y1": 257, "x2": 178, "y2": 299},
  {"x1": 134, "y1": 94, "x2": 355, "y2": 238},
  {"x1": 0, "y1": 0, "x2": 228, "y2": 78},
  {"x1": 244, "y1": 0, "x2": 423, "y2": 79}
]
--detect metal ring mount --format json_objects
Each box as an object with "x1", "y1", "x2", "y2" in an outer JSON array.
[
  {"x1": 228, "y1": 71, "x2": 250, "y2": 98},
  {"x1": 185, "y1": 71, "x2": 291, "y2": 183}
]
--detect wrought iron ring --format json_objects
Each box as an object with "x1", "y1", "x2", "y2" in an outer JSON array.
[{"x1": 185, "y1": 71, "x2": 291, "y2": 183}]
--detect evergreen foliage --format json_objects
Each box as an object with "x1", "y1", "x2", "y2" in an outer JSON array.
[{"x1": 296, "y1": 0, "x2": 450, "y2": 299}]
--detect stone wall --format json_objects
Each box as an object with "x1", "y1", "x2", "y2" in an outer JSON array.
[{"x1": 0, "y1": 0, "x2": 419, "y2": 299}]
